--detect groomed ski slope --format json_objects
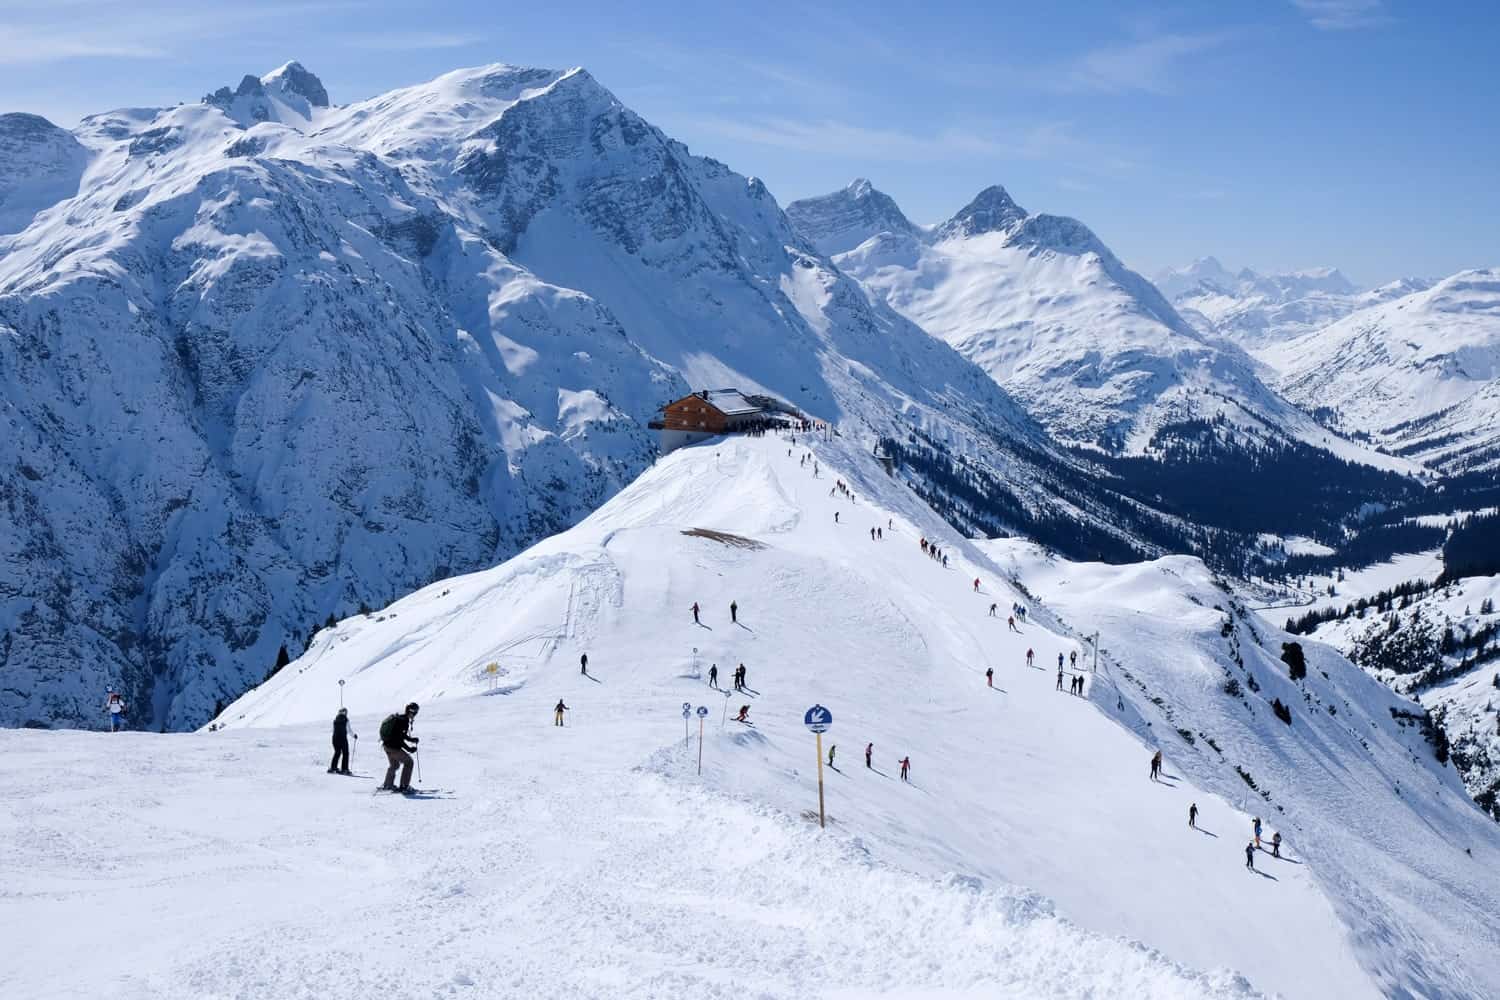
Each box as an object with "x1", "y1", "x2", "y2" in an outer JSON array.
[{"x1": 5, "y1": 434, "x2": 1497, "y2": 998}]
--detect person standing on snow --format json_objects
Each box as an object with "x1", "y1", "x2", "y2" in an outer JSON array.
[
  {"x1": 1188, "y1": 803, "x2": 1198, "y2": 828},
  {"x1": 580, "y1": 652, "x2": 589, "y2": 676},
  {"x1": 691, "y1": 602, "x2": 701, "y2": 625},
  {"x1": 1007, "y1": 615, "x2": 1019, "y2": 633},
  {"x1": 1057, "y1": 652, "x2": 1065, "y2": 670},
  {"x1": 737, "y1": 664, "x2": 748, "y2": 691},
  {"x1": 1272, "y1": 831, "x2": 1282, "y2": 858},
  {"x1": 554, "y1": 699, "x2": 569, "y2": 727},
  {"x1": 1253, "y1": 817, "x2": 1262, "y2": 848},
  {"x1": 990, "y1": 603, "x2": 998, "y2": 617},
  {"x1": 329, "y1": 708, "x2": 355, "y2": 774},
  {"x1": 1026, "y1": 648, "x2": 1035, "y2": 668},
  {"x1": 730, "y1": 600, "x2": 738, "y2": 624},
  {"x1": 1150, "y1": 750, "x2": 1163, "y2": 781},
  {"x1": 973, "y1": 578, "x2": 980, "y2": 592},
  {"x1": 827, "y1": 744, "x2": 836, "y2": 767},
  {"x1": 1245, "y1": 841, "x2": 1257, "y2": 870},
  {"x1": 1070, "y1": 650, "x2": 1078, "y2": 669},
  {"x1": 899, "y1": 756, "x2": 911, "y2": 782},
  {"x1": 708, "y1": 664, "x2": 719, "y2": 689},
  {"x1": 865, "y1": 743, "x2": 874, "y2": 769},
  {"x1": 104, "y1": 689, "x2": 127, "y2": 732},
  {"x1": 834, "y1": 511, "x2": 840, "y2": 524},
  {"x1": 1056, "y1": 667, "x2": 1065, "y2": 691},
  {"x1": 986, "y1": 667, "x2": 994, "y2": 688},
  {"x1": 877, "y1": 528, "x2": 883, "y2": 540},
  {"x1": 379, "y1": 703, "x2": 420, "y2": 792}
]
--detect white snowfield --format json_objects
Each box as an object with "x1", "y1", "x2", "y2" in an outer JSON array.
[{"x1": 6, "y1": 435, "x2": 1499, "y2": 998}]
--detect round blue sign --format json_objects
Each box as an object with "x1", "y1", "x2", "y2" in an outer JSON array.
[
  {"x1": 803, "y1": 704, "x2": 833, "y2": 733},
  {"x1": 697, "y1": 706, "x2": 709, "y2": 717}
]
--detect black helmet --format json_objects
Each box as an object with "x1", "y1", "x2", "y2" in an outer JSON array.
[
  {"x1": 405, "y1": 702, "x2": 420, "y2": 715},
  {"x1": 337, "y1": 707, "x2": 348, "y2": 716}
]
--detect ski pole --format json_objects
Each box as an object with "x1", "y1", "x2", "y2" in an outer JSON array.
[{"x1": 415, "y1": 748, "x2": 422, "y2": 784}]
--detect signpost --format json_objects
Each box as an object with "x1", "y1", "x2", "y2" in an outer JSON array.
[
  {"x1": 338, "y1": 678, "x2": 344, "y2": 709},
  {"x1": 682, "y1": 702, "x2": 692, "y2": 743},
  {"x1": 803, "y1": 704, "x2": 833, "y2": 829},
  {"x1": 721, "y1": 688, "x2": 732, "y2": 729},
  {"x1": 696, "y1": 706, "x2": 709, "y2": 775}
]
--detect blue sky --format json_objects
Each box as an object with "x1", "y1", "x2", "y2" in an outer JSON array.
[{"x1": 2, "y1": 0, "x2": 1494, "y2": 283}]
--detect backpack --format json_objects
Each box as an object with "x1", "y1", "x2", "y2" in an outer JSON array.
[{"x1": 379, "y1": 713, "x2": 403, "y2": 745}]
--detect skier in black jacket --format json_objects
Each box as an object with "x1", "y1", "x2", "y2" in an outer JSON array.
[
  {"x1": 328, "y1": 708, "x2": 356, "y2": 774},
  {"x1": 379, "y1": 703, "x2": 420, "y2": 791}
]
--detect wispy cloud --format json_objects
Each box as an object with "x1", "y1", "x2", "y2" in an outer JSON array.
[
  {"x1": 0, "y1": 27, "x2": 164, "y2": 65},
  {"x1": 345, "y1": 31, "x2": 485, "y2": 51},
  {"x1": 1052, "y1": 32, "x2": 1230, "y2": 95},
  {"x1": 1291, "y1": 0, "x2": 1391, "y2": 31}
]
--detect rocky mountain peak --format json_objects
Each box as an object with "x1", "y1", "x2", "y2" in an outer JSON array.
[{"x1": 936, "y1": 184, "x2": 1028, "y2": 240}]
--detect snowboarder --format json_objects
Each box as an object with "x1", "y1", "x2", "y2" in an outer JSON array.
[
  {"x1": 1150, "y1": 750, "x2": 1163, "y2": 781},
  {"x1": 865, "y1": 743, "x2": 873, "y2": 769},
  {"x1": 899, "y1": 756, "x2": 911, "y2": 782},
  {"x1": 827, "y1": 744, "x2": 836, "y2": 767},
  {"x1": 736, "y1": 705, "x2": 750, "y2": 723},
  {"x1": 691, "y1": 602, "x2": 701, "y2": 624},
  {"x1": 1272, "y1": 831, "x2": 1282, "y2": 858},
  {"x1": 986, "y1": 666, "x2": 994, "y2": 688},
  {"x1": 708, "y1": 664, "x2": 719, "y2": 689},
  {"x1": 1026, "y1": 648, "x2": 1034, "y2": 668},
  {"x1": 378, "y1": 702, "x2": 420, "y2": 792},
  {"x1": 1245, "y1": 841, "x2": 1257, "y2": 870},
  {"x1": 580, "y1": 652, "x2": 589, "y2": 676},
  {"x1": 1189, "y1": 803, "x2": 1198, "y2": 828},
  {"x1": 1253, "y1": 817, "x2": 1262, "y2": 848},
  {"x1": 104, "y1": 689, "x2": 127, "y2": 732},
  {"x1": 990, "y1": 603, "x2": 998, "y2": 617},
  {"x1": 554, "y1": 699, "x2": 569, "y2": 726},
  {"x1": 329, "y1": 708, "x2": 355, "y2": 774},
  {"x1": 730, "y1": 600, "x2": 738, "y2": 624}
]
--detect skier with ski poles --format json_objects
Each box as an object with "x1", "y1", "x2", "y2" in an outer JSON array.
[
  {"x1": 899, "y1": 756, "x2": 911, "y2": 782},
  {"x1": 329, "y1": 708, "x2": 355, "y2": 774},
  {"x1": 378, "y1": 703, "x2": 419, "y2": 792},
  {"x1": 554, "y1": 699, "x2": 569, "y2": 727}
]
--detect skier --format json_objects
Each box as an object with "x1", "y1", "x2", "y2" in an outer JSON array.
[
  {"x1": 834, "y1": 511, "x2": 839, "y2": 524},
  {"x1": 1245, "y1": 841, "x2": 1257, "y2": 870},
  {"x1": 871, "y1": 528, "x2": 877, "y2": 541},
  {"x1": 554, "y1": 699, "x2": 569, "y2": 727},
  {"x1": 827, "y1": 744, "x2": 836, "y2": 767},
  {"x1": 899, "y1": 756, "x2": 911, "y2": 782},
  {"x1": 1188, "y1": 803, "x2": 1198, "y2": 829},
  {"x1": 1070, "y1": 650, "x2": 1077, "y2": 668},
  {"x1": 104, "y1": 689, "x2": 127, "y2": 732},
  {"x1": 942, "y1": 555, "x2": 948, "y2": 568},
  {"x1": 1007, "y1": 615, "x2": 1019, "y2": 633},
  {"x1": 990, "y1": 603, "x2": 998, "y2": 617},
  {"x1": 974, "y1": 578, "x2": 980, "y2": 592},
  {"x1": 1150, "y1": 750, "x2": 1163, "y2": 781},
  {"x1": 580, "y1": 652, "x2": 589, "y2": 676},
  {"x1": 378, "y1": 702, "x2": 420, "y2": 792},
  {"x1": 692, "y1": 601, "x2": 701, "y2": 624},
  {"x1": 877, "y1": 528, "x2": 883, "y2": 540},
  {"x1": 328, "y1": 707, "x2": 355, "y2": 774},
  {"x1": 1058, "y1": 652, "x2": 1065, "y2": 670},
  {"x1": 736, "y1": 705, "x2": 750, "y2": 723},
  {"x1": 920, "y1": 538, "x2": 928, "y2": 553},
  {"x1": 708, "y1": 663, "x2": 719, "y2": 689},
  {"x1": 1253, "y1": 817, "x2": 1262, "y2": 848},
  {"x1": 1272, "y1": 831, "x2": 1282, "y2": 858},
  {"x1": 865, "y1": 742, "x2": 873, "y2": 769},
  {"x1": 737, "y1": 663, "x2": 748, "y2": 691},
  {"x1": 1026, "y1": 648, "x2": 1034, "y2": 668},
  {"x1": 730, "y1": 600, "x2": 738, "y2": 624},
  {"x1": 986, "y1": 666, "x2": 994, "y2": 688}
]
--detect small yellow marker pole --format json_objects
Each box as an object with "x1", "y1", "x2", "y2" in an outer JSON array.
[{"x1": 815, "y1": 731, "x2": 826, "y2": 829}]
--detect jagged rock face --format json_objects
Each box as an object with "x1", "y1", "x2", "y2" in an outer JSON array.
[
  {"x1": 934, "y1": 185, "x2": 1027, "y2": 241},
  {"x1": 0, "y1": 113, "x2": 90, "y2": 234},
  {"x1": 785, "y1": 178, "x2": 917, "y2": 257}
]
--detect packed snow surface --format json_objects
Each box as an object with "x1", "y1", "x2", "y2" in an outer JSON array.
[{"x1": 8, "y1": 434, "x2": 1498, "y2": 998}]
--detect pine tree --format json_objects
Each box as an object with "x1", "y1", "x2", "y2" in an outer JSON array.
[{"x1": 1281, "y1": 641, "x2": 1308, "y2": 682}]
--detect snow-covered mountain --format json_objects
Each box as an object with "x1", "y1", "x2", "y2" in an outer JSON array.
[
  {"x1": 1262, "y1": 269, "x2": 1500, "y2": 472},
  {"x1": 787, "y1": 180, "x2": 1374, "y2": 458},
  {"x1": 150, "y1": 433, "x2": 1496, "y2": 998},
  {"x1": 0, "y1": 63, "x2": 1147, "y2": 731},
  {"x1": 1155, "y1": 256, "x2": 1430, "y2": 349}
]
